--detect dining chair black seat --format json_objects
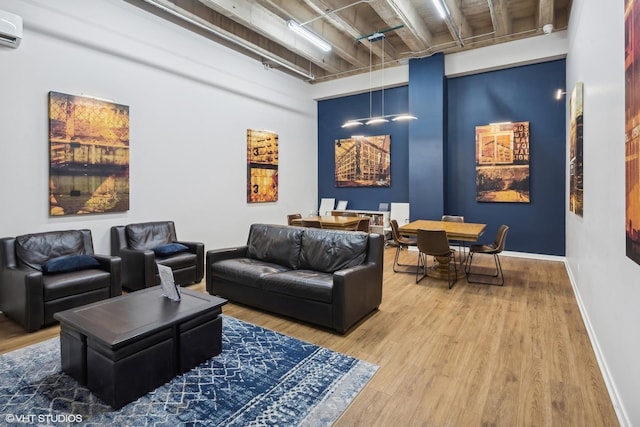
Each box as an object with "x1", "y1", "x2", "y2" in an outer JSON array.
[
  {"x1": 465, "y1": 225, "x2": 509, "y2": 286},
  {"x1": 416, "y1": 229, "x2": 458, "y2": 288},
  {"x1": 390, "y1": 219, "x2": 417, "y2": 273}
]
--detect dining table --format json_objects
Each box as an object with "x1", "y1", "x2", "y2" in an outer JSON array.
[
  {"x1": 399, "y1": 219, "x2": 487, "y2": 279},
  {"x1": 290, "y1": 215, "x2": 362, "y2": 230}
]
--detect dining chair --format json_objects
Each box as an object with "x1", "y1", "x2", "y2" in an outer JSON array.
[
  {"x1": 465, "y1": 225, "x2": 509, "y2": 286},
  {"x1": 442, "y1": 214, "x2": 466, "y2": 262},
  {"x1": 287, "y1": 213, "x2": 302, "y2": 225},
  {"x1": 390, "y1": 219, "x2": 417, "y2": 273},
  {"x1": 416, "y1": 229, "x2": 458, "y2": 288},
  {"x1": 301, "y1": 219, "x2": 323, "y2": 229}
]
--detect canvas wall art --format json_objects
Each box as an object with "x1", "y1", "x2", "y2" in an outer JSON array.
[
  {"x1": 570, "y1": 82, "x2": 584, "y2": 216},
  {"x1": 625, "y1": 0, "x2": 640, "y2": 264},
  {"x1": 247, "y1": 129, "x2": 278, "y2": 203},
  {"x1": 49, "y1": 91, "x2": 130, "y2": 216},
  {"x1": 475, "y1": 122, "x2": 530, "y2": 203},
  {"x1": 335, "y1": 135, "x2": 390, "y2": 187}
]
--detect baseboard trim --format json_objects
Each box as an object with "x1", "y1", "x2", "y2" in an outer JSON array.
[
  {"x1": 501, "y1": 250, "x2": 565, "y2": 261},
  {"x1": 564, "y1": 261, "x2": 630, "y2": 427}
]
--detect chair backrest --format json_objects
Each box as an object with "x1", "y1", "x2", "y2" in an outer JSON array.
[
  {"x1": 390, "y1": 202, "x2": 410, "y2": 225},
  {"x1": 442, "y1": 214, "x2": 464, "y2": 223},
  {"x1": 301, "y1": 219, "x2": 323, "y2": 229},
  {"x1": 493, "y1": 225, "x2": 510, "y2": 252},
  {"x1": 336, "y1": 200, "x2": 348, "y2": 210},
  {"x1": 318, "y1": 198, "x2": 335, "y2": 216},
  {"x1": 355, "y1": 218, "x2": 370, "y2": 232},
  {"x1": 417, "y1": 229, "x2": 452, "y2": 257},
  {"x1": 287, "y1": 213, "x2": 302, "y2": 225}
]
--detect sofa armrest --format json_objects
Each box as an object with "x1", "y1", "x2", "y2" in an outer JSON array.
[
  {"x1": 206, "y1": 246, "x2": 248, "y2": 294},
  {"x1": 93, "y1": 254, "x2": 122, "y2": 297},
  {"x1": 332, "y1": 262, "x2": 383, "y2": 334},
  {"x1": 177, "y1": 240, "x2": 205, "y2": 283},
  {"x1": 119, "y1": 247, "x2": 156, "y2": 289},
  {"x1": 0, "y1": 267, "x2": 45, "y2": 332}
]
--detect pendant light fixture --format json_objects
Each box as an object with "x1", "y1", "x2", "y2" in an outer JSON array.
[{"x1": 342, "y1": 32, "x2": 416, "y2": 128}]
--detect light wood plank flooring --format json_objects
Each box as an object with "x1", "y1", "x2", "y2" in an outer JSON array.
[{"x1": 0, "y1": 248, "x2": 619, "y2": 426}]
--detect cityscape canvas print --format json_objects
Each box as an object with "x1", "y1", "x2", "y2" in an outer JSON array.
[
  {"x1": 247, "y1": 129, "x2": 278, "y2": 203},
  {"x1": 569, "y1": 82, "x2": 584, "y2": 216},
  {"x1": 625, "y1": 0, "x2": 640, "y2": 264},
  {"x1": 475, "y1": 122, "x2": 530, "y2": 203},
  {"x1": 48, "y1": 91, "x2": 130, "y2": 216},
  {"x1": 335, "y1": 135, "x2": 390, "y2": 187}
]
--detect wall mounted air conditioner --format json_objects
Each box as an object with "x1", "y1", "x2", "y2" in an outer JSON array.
[{"x1": 0, "y1": 10, "x2": 23, "y2": 48}]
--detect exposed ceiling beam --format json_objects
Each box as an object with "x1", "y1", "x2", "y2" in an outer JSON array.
[
  {"x1": 487, "y1": 0, "x2": 511, "y2": 37},
  {"x1": 372, "y1": 0, "x2": 433, "y2": 53},
  {"x1": 197, "y1": 0, "x2": 344, "y2": 73},
  {"x1": 299, "y1": 0, "x2": 399, "y2": 61},
  {"x1": 538, "y1": 0, "x2": 555, "y2": 29},
  {"x1": 441, "y1": 0, "x2": 473, "y2": 46}
]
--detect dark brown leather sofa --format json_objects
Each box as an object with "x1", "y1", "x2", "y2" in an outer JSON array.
[
  {"x1": 206, "y1": 223, "x2": 383, "y2": 334},
  {"x1": 111, "y1": 221, "x2": 204, "y2": 292},
  {"x1": 0, "y1": 229, "x2": 121, "y2": 332}
]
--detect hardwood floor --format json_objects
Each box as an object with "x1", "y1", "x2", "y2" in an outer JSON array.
[{"x1": 0, "y1": 248, "x2": 619, "y2": 426}]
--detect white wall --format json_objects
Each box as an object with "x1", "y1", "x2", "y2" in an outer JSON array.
[
  {"x1": 565, "y1": 1, "x2": 639, "y2": 425},
  {"x1": 0, "y1": 0, "x2": 318, "y2": 254}
]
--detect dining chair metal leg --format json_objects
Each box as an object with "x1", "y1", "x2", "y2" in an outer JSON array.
[
  {"x1": 394, "y1": 244, "x2": 419, "y2": 273},
  {"x1": 416, "y1": 252, "x2": 427, "y2": 283},
  {"x1": 465, "y1": 251, "x2": 504, "y2": 286}
]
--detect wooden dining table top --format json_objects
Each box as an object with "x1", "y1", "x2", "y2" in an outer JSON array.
[
  {"x1": 291, "y1": 215, "x2": 362, "y2": 229},
  {"x1": 399, "y1": 219, "x2": 487, "y2": 242}
]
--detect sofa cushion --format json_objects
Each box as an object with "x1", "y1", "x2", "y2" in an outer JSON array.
[
  {"x1": 246, "y1": 224, "x2": 302, "y2": 269},
  {"x1": 16, "y1": 230, "x2": 87, "y2": 271},
  {"x1": 42, "y1": 255, "x2": 100, "y2": 274},
  {"x1": 298, "y1": 228, "x2": 368, "y2": 273},
  {"x1": 125, "y1": 222, "x2": 174, "y2": 251},
  {"x1": 259, "y1": 270, "x2": 333, "y2": 303},
  {"x1": 210, "y1": 258, "x2": 290, "y2": 289},
  {"x1": 152, "y1": 242, "x2": 189, "y2": 257}
]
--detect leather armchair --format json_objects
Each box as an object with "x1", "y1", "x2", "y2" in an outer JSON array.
[
  {"x1": 110, "y1": 221, "x2": 204, "y2": 292},
  {"x1": 0, "y1": 229, "x2": 121, "y2": 332}
]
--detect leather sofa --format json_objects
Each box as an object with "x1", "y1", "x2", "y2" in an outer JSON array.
[
  {"x1": 111, "y1": 221, "x2": 204, "y2": 292},
  {"x1": 0, "y1": 229, "x2": 121, "y2": 332},
  {"x1": 206, "y1": 223, "x2": 383, "y2": 334}
]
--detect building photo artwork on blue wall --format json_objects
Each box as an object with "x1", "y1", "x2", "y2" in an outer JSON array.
[
  {"x1": 475, "y1": 121, "x2": 530, "y2": 203},
  {"x1": 335, "y1": 135, "x2": 390, "y2": 187},
  {"x1": 48, "y1": 91, "x2": 130, "y2": 216}
]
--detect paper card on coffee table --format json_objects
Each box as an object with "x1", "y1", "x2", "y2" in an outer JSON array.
[{"x1": 158, "y1": 263, "x2": 181, "y2": 301}]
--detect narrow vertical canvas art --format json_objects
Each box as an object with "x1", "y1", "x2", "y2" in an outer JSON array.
[
  {"x1": 570, "y1": 82, "x2": 584, "y2": 216},
  {"x1": 247, "y1": 129, "x2": 278, "y2": 203},
  {"x1": 475, "y1": 122, "x2": 530, "y2": 203},
  {"x1": 626, "y1": 0, "x2": 640, "y2": 264},
  {"x1": 48, "y1": 91, "x2": 130, "y2": 216}
]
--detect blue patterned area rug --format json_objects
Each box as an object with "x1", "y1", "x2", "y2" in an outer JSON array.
[{"x1": 0, "y1": 316, "x2": 377, "y2": 426}]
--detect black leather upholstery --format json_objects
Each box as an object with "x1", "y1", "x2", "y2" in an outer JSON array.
[
  {"x1": 110, "y1": 221, "x2": 204, "y2": 292},
  {"x1": 207, "y1": 223, "x2": 383, "y2": 334},
  {"x1": 0, "y1": 229, "x2": 121, "y2": 332}
]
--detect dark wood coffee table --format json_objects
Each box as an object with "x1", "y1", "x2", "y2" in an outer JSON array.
[{"x1": 54, "y1": 286, "x2": 227, "y2": 409}]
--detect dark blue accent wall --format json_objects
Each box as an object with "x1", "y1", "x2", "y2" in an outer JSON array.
[
  {"x1": 447, "y1": 60, "x2": 566, "y2": 255},
  {"x1": 317, "y1": 58, "x2": 566, "y2": 255},
  {"x1": 317, "y1": 86, "x2": 410, "y2": 211}
]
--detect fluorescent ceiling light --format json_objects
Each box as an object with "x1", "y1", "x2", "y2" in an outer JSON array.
[
  {"x1": 365, "y1": 117, "x2": 389, "y2": 125},
  {"x1": 391, "y1": 114, "x2": 417, "y2": 122},
  {"x1": 432, "y1": 0, "x2": 448, "y2": 19},
  {"x1": 287, "y1": 20, "x2": 332, "y2": 52}
]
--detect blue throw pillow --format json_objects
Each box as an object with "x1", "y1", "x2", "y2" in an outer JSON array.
[
  {"x1": 42, "y1": 255, "x2": 101, "y2": 274},
  {"x1": 152, "y1": 242, "x2": 189, "y2": 257}
]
